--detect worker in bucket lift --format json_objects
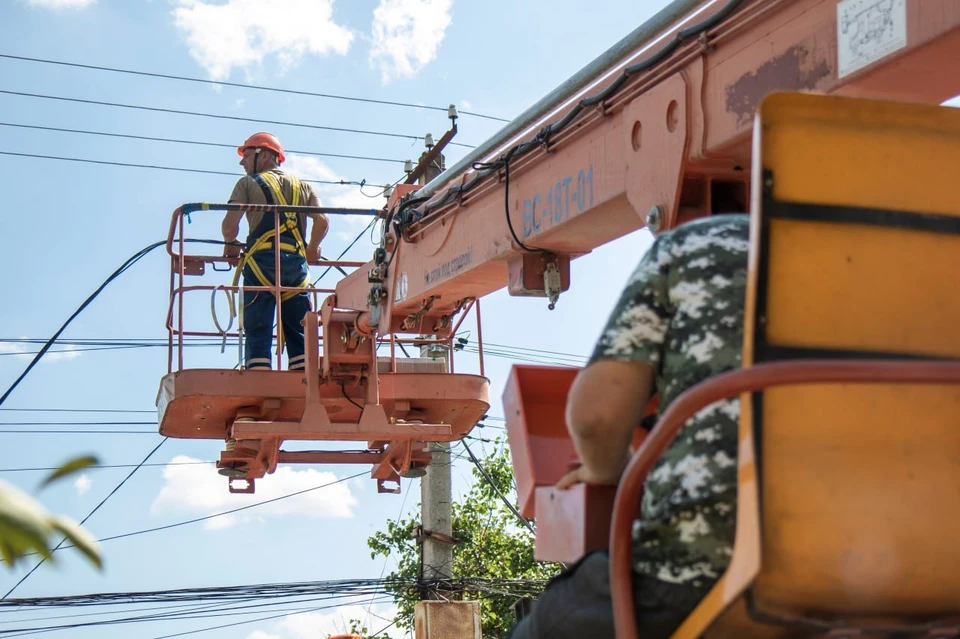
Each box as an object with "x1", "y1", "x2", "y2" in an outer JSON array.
[
  {"x1": 222, "y1": 132, "x2": 329, "y2": 371},
  {"x1": 505, "y1": 212, "x2": 749, "y2": 639}
]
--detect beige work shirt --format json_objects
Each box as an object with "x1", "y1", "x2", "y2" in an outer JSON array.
[{"x1": 226, "y1": 169, "x2": 321, "y2": 243}]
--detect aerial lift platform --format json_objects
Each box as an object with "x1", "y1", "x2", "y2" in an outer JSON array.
[{"x1": 157, "y1": 0, "x2": 960, "y2": 635}]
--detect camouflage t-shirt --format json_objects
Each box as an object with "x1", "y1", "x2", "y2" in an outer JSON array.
[{"x1": 588, "y1": 214, "x2": 749, "y2": 589}]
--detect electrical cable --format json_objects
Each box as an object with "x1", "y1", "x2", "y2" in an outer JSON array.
[
  {"x1": 0, "y1": 53, "x2": 510, "y2": 123},
  {"x1": 0, "y1": 595, "x2": 398, "y2": 636},
  {"x1": 0, "y1": 577, "x2": 546, "y2": 609},
  {"x1": 0, "y1": 598, "x2": 232, "y2": 626},
  {"x1": 0, "y1": 461, "x2": 215, "y2": 473},
  {"x1": 0, "y1": 580, "x2": 548, "y2": 635},
  {"x1": 501, "y1": 156, "x2": 540, "y2": 253},
  {"x1": 2, "y1": 438, "x2": 167, "y2": 600},
  {"x1": 0, "y1": 408, "x2": 153, "y2": 414},
  {"x1": 0, "y1": 421, "x2": 153, "y2": 426},
  {"x1": 460, "y1": 439, "x2": 535, "y2": 535},
  {"x1": 0, "y1": 239, "x2": 164, "y2": 408},
  {"x1": 371, "y1": 619, "x2": 398, "y2": 637},
  {"x1": 0, "y1": 335, "x2": 584, "y2": 367},
  {"x1": 363, "y1": 486, "x2": 410, "y2": 630},
  {"x1": 311, "y1": 218, "x2": 377, "y2": 286},
  {"x1": 0, "y1": 238, "x2": 236, "y2": 408},
  {"x1": 0, "y1": 122, "x2": 405, "y2": 164},
  {"x1": 45, "y1": 471, "x2": 369, "y2": 553},
  {"x1": 148, "y1": 601, "x2": 370, "y2": 639},
  {"x1": 0, "y1": 430, "x2": 155, "y2": 435},
  {"x1": 340, "y1": 384, "x2": 364, "y2": 411},
  {"x1": 0, "y1": 151, "x2": 367, "y2": 186},
  {"x1": 0, "y1": 89, "x2": 475, "y2": 148}
]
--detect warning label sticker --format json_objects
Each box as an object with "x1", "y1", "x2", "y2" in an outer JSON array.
[{"x1": 837, "y1": 0, "x2": 907, "y2": 79}]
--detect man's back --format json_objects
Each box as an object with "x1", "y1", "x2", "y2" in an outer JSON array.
[
  {"x1": 589, "y1": 213, "x2": 749, "y2": 590},
  {"x1": 228, "y1": 168, "x2": 318, "y2": 241}
]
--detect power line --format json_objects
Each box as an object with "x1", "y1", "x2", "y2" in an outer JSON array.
[
  {"x1": 0, "y1": 336, "x2": 586, "y2": 366},
  {"x1": 0, "y1": 421, "x2": 153, "y2": 426},
  {"x1": 0, "y1": 596, "x2": 397, "y2": 637},
  {"x1": 148, "y1": 600, "x2": 377, "y2": 639},
  {"x1": 0, "y1": 430, "x2": 155, "y2": 435},
  {"x1": 0, "y1": 89, "x2": 474, "y2": 148},
  {"x1": 47, "y1": 471, "x2": 369, "y2": 553},
  {"x1": 2, "y1": 438, "x2": 168, "y2": 600},
  {"x1": 0, "y1": 577, "x2": 541, "y2": 609},
  {"x1": 0, "y1": 53, "x2": 510, "y2": 123},
  {"x1": 461, "y1": 439, "x2": 535, "y2": 535},
  {"x1": 313, "y1": 217, "x2": 377, "y2": 286},
  {"x1": 0, "y1": 577, "x2": 544, "y2": 610},
  {"x1": 0, "y1": 122, "x2": 405, "y2": 164},
  {"x1": 0, "y1": 461, "x2": 214, "y2": 473},
  {"x1": 364, "y1": 484, "x2": 410, "y2": 630},
  {"x1": 0, "y1": 151, "x2": 369, "y2": 186},
  {"x1": 0, "y1": 408, "x2": 153, "y2": 414},
  {"x1": 0, "y1": 240, "x2": 167, "y2": 409},
  {"x1": 0, "y1": 578, "x2": 548, "y2": 636}
]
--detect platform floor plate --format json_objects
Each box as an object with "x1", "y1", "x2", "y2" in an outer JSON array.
[{"x1": 157, "y1": 369, "x2": 490, "y2": 441}]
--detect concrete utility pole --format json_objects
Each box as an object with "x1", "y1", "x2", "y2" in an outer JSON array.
[
  {"x1": 415, "y1": 136, "x2": 454, "y2": 596},
  {"x1": 418, "y1": 338, "x2": 454, "y2": 590}
]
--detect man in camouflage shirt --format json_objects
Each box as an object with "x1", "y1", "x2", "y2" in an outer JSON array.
[{"x1": 505, "y1": 213, "x2": 748, "y2": 639}]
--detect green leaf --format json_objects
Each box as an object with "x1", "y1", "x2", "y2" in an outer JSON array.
[
  {"x1": 0, "y1": 481, "x2": 56, "y2": 567},
  {"x1": 50, "y1": 516, "x2": 102, "y2": 570},
  {"x1": 39, "y1": 456, "x2": 99, "y2": 490},
  {"x1": 0, "y1": 480, "x2": 102, "y2": 570},
  {"x1": 0, "y1": 536, "x2": 16, "y2": 566}
]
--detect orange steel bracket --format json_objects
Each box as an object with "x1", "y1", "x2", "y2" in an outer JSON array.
[
  {"x1": 302, "y1": 311, "x2": 333, "y2": 430},
  {"x1": 371, "y1": 439, "x2": 431, "y2": 494},
  {"x1": 623, "y1": 71, "x2": 691, "y2": 231}
]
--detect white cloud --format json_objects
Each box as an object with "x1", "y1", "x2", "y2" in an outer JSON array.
[
  {"x1": 369, "y1": 0, "x2": 453, "y2": 83},
  {"x1": 459, "y1": 99, "x2": 473, "y2": 110},
  {"x1": 73, "y1": 474, "x2": 92, "y2": 496},
  {"x1": 172, "y1": 0, "x2": 354, "y2": 81},
  {"x1": 283, "y1": 154, "x2": 387, "y2": 223},
  {"x1": 150, "y1": 455, "x2": 357, "y2": 529},
  {"x1": 282, "y1": 155, "x2": 340, "y2": 184},
  {"x1": 0, "y1": 342, "x2": 82, "y2": 363},
  {"x1": 25, "y1": 0, "x2": 96, "y2": 9},
  {"x1": 248, "y1": 604, "x2": 398, "y2": 639}
]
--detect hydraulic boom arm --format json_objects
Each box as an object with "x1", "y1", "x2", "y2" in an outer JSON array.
[{"x1": 334, "y1": 0, "x2": 960, "y2": 331}]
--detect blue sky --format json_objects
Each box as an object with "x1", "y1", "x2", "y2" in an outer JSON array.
[{"x1": 0, "y1": 0, "x2": 696, "y2": 636}]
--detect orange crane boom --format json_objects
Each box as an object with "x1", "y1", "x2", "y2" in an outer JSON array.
[{"x1": 333, "y1": 0, "x2": 960, "y2": 334}]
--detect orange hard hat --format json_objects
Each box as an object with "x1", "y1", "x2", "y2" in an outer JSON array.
[{"x1": 237, "y1": 132, "x2": 285, "y2": 163}]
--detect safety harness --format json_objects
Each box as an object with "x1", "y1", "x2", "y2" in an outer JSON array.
[
  {"x1": 232, "y1": 171, "x2": 310, "y2": 302},
  {"x1": 220, "y1": 171, "x2": 311, "y2": 365}
]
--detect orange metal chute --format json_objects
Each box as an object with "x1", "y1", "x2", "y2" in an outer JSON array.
[{"x1": 502, "y1": 365, "x2": 650, "y2": 563}]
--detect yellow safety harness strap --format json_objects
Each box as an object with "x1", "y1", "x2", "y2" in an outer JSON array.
[{"x1": 231, "y1": 172, "x2": 312, "y2": 361}]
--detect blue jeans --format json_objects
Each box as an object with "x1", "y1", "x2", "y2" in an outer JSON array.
[{"x1": 242, "y1": 252, "x2": 311, "y2": 370}]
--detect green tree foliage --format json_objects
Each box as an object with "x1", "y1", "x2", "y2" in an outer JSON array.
[
  {"x1": 0, "y1": 456, "x2": 102, "y2": 570},
  {"x1": 361, "y1": 437, "x2": 560, "y2": 638}
]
